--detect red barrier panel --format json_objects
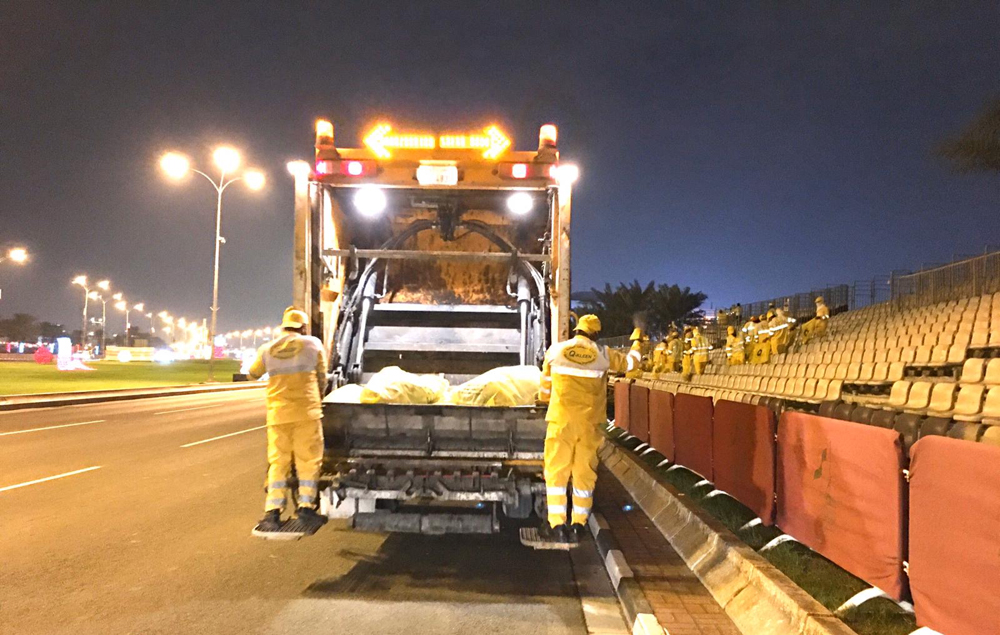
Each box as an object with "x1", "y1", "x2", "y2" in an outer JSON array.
[
  {"x1": 628, "y1": 385, "x2": 650, "y2": 442},
  {"x1": 712, "y1": 400, "x2": 776, "y2": 525},
  {"x1": 776, "y1": 412, "x2": 907, "y2": 600},
  {"x1": 673, "y1": 393, "x2": 713, "y2": 480},
  {"x1": 648, "y1": 389, "x2": 674, "y2": 461},
  {"x1": 909, "y1": 436, "x2": 1000, "y2": 635},
  {"x1": 613, "y1": 381, "x2": 630, "y2": 430}
]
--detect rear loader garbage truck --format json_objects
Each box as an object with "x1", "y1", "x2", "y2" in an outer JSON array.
[{"x1": 289, "y1": 119, "x2": 579, "y2": 534}]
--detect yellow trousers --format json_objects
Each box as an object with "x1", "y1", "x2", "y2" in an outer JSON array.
[
  {"x1": 544, "y1": 419, "x2": 601, "y2": 527},
  {"x1": 801, "y1": 318, "x2": 827, "y2": 343},
  {"x1": 265, "y1": 419, "x2": 324, "y2": 512},
  {"x1": 694, "y1": 357, "x2": 708, "y2": 375}
]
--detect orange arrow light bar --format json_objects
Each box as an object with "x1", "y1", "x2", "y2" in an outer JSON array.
[{"x1": 363, "y1": 124, "x2": 511, "y2": 159}]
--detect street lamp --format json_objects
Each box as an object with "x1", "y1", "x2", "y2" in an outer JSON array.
[
  {"x1": 160, "y1": 146, "x2": 266, "y2": 381},
  {"x1": 88, "y1": 290, "x2": 110, "y2": 356},
  {"x1": 1, "y1": 247, "x2": 28, "y2": 265}
]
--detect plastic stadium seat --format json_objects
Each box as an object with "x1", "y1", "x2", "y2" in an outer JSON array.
[
  {"x1": 982, "y1": 387, "x2": 1000, "y2": 424},
  {"x1": 845, "y1": 362, "x2": 862, "y2": 381},
  {"x1": 899, "y1": 347, "x2": 917, "y2": 364},
  {"x1": 919, "y1": 416, "x2": 953, "y2": 439},
  {"x1": 822, "y1": 364, "x2": 838, "y2": 380},
  {"x1": 870, "y1": 409, "x2": 897, "y2": 429},
  {"x1": 862, "y1": 349, "x2": 876, "y2": 364},
  {"x1": 893, "y1": 413, "x2": 923, "y2": 452},
  {"x1": 803, "y1": 378, "x2": 818, "y2": 400},
  {"x1": 818, "y1": 400, "x2": 839, "y2": 418},
  {"x1": 952, "y1": 384, "x2": 986, "y2": 422},
  {"x1": 850, "y1": 406, "x2": 875, "y2": 425},
  {"x1": 925, "y1": 382, "x2": 958, "y2": 416},
  {"x1": 822, "y1": 380, "x2": 843, "y2": 402},
  {"x1": 985, "y1": 359, "x2": 1000, "y2": 386},
  {"x1": 971, "y1": 330, "x2": 989, "y2": 348},
  {"x1": 903, "y1": 382, "x2": 934, "y2": 412},
  {"x1": 887, "y1": 362, "x2": 906, "y2": 383},
  {"x1": 981, "y1": 425, "x2": 1000, "y2": 447},
  {"x1": 887, "y1": 381, "x2": 912, "y2": 409},
  {"x1": 874, "y1": 349, "x2": 889, "y2": 364},
  {"x1": 947, "y1": 422, "x2": 983, "y2": 442},
  {"x1": 871, "y1": 362, "x2": 890, "y2": 383},
  {"x1": 775, "y1": 378, "x2": 788, "y2": 395},
  {"x1": 832, "y1": 401, "x2": 854, "y2": 421}
]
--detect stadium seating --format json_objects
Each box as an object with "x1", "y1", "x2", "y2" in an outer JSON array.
[{"x1": 636, "y1": 290, "x2": 1000, "y2": 448}]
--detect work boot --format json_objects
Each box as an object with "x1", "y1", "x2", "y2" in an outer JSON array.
[
  {"x1": 537, "y1": 522, "x2": 567, "y2": 544},
  {"x1": 569, "y1": 523, "x2": 587, "y2": 542},
  {"x1": 253, "y1": 509, "x2": 282, "y2": 534},
  {"x1": 296, "y1": 507, "x2": 327, "y2": 536}
]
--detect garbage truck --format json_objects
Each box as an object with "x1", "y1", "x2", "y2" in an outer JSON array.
[{"x1": 289, "y1": 119, "x2": 578, "y2": 533}]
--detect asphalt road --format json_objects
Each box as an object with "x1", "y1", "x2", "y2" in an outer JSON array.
[{"x1": 0, "y1": 390, "x2": 625, "y2": 635}]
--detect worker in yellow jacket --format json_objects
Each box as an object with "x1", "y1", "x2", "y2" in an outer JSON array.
[
  {"x1": 651, "y1": 336, "x2": 668, "y2": 374},
  {"x1": 691, "y1": 326, "x2": 710, "y2": 374},
  {"x1": 801, "y1": 297, "x2": 830, "y2": 343},
  {"x1": 725, "y1": 326, "x2": 744, "y2": 365},
  {"x1": 625, "y1": 327, "x2": 646, "y2": 378},
  {"x1": 536, "y1": 314, "x2": 633, "y2": 544},
  {"x1": 247, "y1": 307, "x2": 329, "y2": 537}
]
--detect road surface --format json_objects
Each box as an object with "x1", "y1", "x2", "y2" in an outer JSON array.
[{"x1": 0, "y1": 390, "x2": 626, "y2": 635}]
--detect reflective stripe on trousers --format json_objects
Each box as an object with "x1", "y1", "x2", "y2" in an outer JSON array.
[{"x1": 265, "y1": 419, "x2": 324, "y2": 512}]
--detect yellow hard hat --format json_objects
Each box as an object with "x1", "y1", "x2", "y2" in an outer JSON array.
[
  {"x1": 281, "y1": 307, "x2": 309, "y2": 329},
  {"x1": 766, "y1": 310, "x2": 775, "y2": 319},
  {"x1": 575, "y1": 314, "x2": 602, "y2": 335},
  {"x1": 727, "y1": 326, "x2": 735, "y2": 335},
  {"x1": 815, "y1": 296, "x2": 824, "y2": 304},
  {"x1": 629, "y1": 327, "x2": 643, "y2": 341}
]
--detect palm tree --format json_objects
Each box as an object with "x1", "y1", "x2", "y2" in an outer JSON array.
[
  {"x1": 937, "y1": 98, "x2": 1000, "y2": 173},
  {"x1": 579, "y1": 281, "x2": 706, "y2": 338}
]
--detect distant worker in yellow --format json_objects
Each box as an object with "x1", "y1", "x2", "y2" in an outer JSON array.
[
  {"x1": 725, "y1": 326, "x2": 745, "y2": 365},
  {"x1": 749, "y1": 316, "x2": 771, "y2": 364},
  {"x1": 667, "y1": 328, "x2": 683, "y2": 373},
  {"x1": 651, "y1": 335, "x2": 669, "y2": 374},
  {"x1": 680, "y1": 327, "x2": 694, "y2": 379},
  {"x1": 690, "y1": 326, "x2": 710, "y2": 374},
  {"x1": 769, "y1": 308, "x2": 794, "y2": 355},
  {"x1": 625, "y1": 327, "x2": 647, "y2": 378},
  {"x1": 248, "y1": 307, "x2": 329, "y2": 538},
  {"x1": 536, "y1": 315, "x2": 633, "y2": 544},
  {"x1": 801, "y1": 296, "x2": 830, "y2": 343}
]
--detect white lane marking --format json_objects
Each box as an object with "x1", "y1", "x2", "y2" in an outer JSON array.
[
  {"x1": 154, "y1": 404, "x2": 222, "y2": 415},
  {"x1": 0, "y1": 420, "x2": 104, "y2": 437},
  {"x1": 0, "y1": 466, "x2": 103, "y2": 493},
  {"x1": 181, "y1": 425, "x2": 266, "y2": 448}
]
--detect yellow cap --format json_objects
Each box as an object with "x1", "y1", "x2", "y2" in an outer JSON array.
[
  {"x1": 629, "y1": 327, "x2": 643, "y2": 341},
  {"x1": 727, "y1": 326, "x2": 735, "y2": 335},
  {"x1": 281, "y1": 307, "x2": 309, "y2": 329},
  {"x1": 575, "y1": 314, "x2": 601, "y2": 335},
  {"x1": 815, "y1": 296, "x2": 824, "y2": 304},
  {"x1": 766, "y1": 310, "x2": 775, "y2": 319}
]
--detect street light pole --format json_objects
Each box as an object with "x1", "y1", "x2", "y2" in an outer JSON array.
[{"x1": 161, "y1": 148, "x2": 265, "y2": 381}]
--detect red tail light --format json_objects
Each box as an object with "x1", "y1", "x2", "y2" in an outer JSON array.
[
  {"x1": 315, "y1": 159, "x2": 377, "y2": 177},
  {"x1": 497, "y1": 161, "x2": 555, "y2": 180}
]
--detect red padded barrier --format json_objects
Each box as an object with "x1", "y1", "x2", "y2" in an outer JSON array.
[
  {"x1": 628, "y1": 385, "x2": 650, "y2": 442},
  {"x1": 712, "y1": 400, "x2": 776, "y2": 525},
  {"x1": 673, "y1": 393, "x2": 713, "y2": 480},
  {"x1": 776, "y1": 412, "x2": 907, "y2": 600},
  {"x1": 648, "y1": 389, "x2": 674, "y2": 462},
  {"x1": 909, "y1": 436, "x2": 1000, "y2": 635},
  {"x1": 613, "y1": 381, "x2": 630, "y2": 430}
]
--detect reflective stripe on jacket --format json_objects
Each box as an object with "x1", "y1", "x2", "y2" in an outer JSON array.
[
  {"x1": 539, "y1": 335, "x2": 627, "y2": 424},
  {"x1": 247, "y1": 332, "x2": 327, "y2": 425}
]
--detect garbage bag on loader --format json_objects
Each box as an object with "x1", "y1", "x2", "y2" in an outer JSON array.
[
  {"x1": 325, "y1": 383, "x2": 365, "y2": 403},
  {"x1": 359, "y1": 366, "x2": 451, "y2": 405},
  {"x1": 447, "y1": 365, "x2": 541, "y2": 407}
]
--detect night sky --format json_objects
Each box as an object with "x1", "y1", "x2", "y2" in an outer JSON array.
[{"x1": 3, "y1": 2, "x2": 999, "y2": 333}]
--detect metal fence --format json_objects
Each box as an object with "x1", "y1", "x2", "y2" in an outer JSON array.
[
  {"x1": 891, "y1": 250, "x2": 1000, "y2": 307},
  {"x1": 730, "y1": 279, "x2": 891, "y2": 323}
]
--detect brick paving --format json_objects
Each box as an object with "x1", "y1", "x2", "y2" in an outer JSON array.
[{"x1": 594, "y1": 469, "x2": 741, "y2": 635}]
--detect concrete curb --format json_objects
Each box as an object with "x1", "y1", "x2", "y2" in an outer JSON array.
[
  {"x1": 600, "y1": 441, "x2": 858, "y2": 635},
  {"x1": 587, "y1": 512, "x2": 668, "y2": 635},
  {"x1": 0, "y1": 382, "x2": 264, "y2": 411}
]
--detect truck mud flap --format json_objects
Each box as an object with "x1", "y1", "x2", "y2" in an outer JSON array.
[{"x1": 353, "y1": 509, "x2": 499, "y2": 534}]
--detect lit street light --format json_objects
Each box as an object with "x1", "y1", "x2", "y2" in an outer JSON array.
[
  {"x1": 1, "y1": 247, "x2": 28, "y2": 265},
  {"x1": 72, "y1": 275, "x2": 90, "y2": 349},
  {"x1": 88, "y1": 289, "x2": 110, "y2": 355},
  {"x1": 161, "y1": 146, "x2": 266, "y2": 381}
]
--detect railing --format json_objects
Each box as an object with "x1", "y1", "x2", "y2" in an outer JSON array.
[
  {"x1": 891, "y1": 249, "x2": 1000, "y2": 307},
  {"x1": 732, "y1": 279, "x2": 891, "y2": 323}
]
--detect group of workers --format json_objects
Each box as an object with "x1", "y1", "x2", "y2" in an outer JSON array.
[
  {"x1": 248, "y1": 307, "x2": 639, "y2": 547},
  {"x1": 723, "y1": 296, "x2": 830, "y2": 365}
]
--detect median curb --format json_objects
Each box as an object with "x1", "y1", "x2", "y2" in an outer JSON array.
[
  {"x1": 599, "y1": 440, "x2": 858, "y2": 635},
  {"x1": 587, "y1": 512, "x2": 668, "y2": 635},
  {"x1": 0, "y1": 382, "x2": 264, "y2": 411}
]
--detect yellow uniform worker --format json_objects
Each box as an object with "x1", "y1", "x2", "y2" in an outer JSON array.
[
  {"x1": 248, "y1": 307, "x2": 328, "y2": 536},
  {"x1": 725, "y1": 326, "x2": 745, "y2": 365},
  {"x1": 680, "y1": 327, "x2": 694, "y2": 379},
  {"x1": 651, "y1": 338, "x2": 668, "y2": 374},
  {"x1": 667, "y1": 331, "x2": 682, "y2": 372},
  {"x1": 769, "y1": 308, "x2": 793, "y2": 355},
  {"x1": 538, "y1": 314, "x2": 631, "y2": 543},
  {"x1": 625, "y1": 328, "x2": 646, "y2": 378},
  {"x1": 801, "y1": 297, "x2": 830, "y2": 343},
  {"x1": 691, "y1": 326, "x2": 710, "y2": 374}
]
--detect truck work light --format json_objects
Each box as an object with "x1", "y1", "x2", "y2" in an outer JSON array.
[
  {"x1": 354, "y1": 185, "x2": 387, "y2": 217},
  {"x1": 506, "y1": 192, "x2": 533, "y2": 216}
]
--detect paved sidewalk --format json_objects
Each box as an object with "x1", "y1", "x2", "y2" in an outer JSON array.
[{"x1": 594, "y1": 469, "x2": 741, "y2": 635}]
